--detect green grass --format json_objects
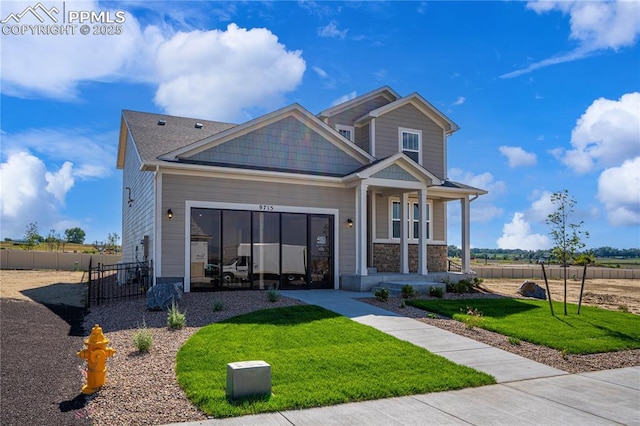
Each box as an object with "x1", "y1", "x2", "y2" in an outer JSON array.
[
  {"x1": 176, "y1": 305, "x2": 495, "y2": 418},
  {"x1": 407, "y1": 298, "x2": 640, "y2": 354}
]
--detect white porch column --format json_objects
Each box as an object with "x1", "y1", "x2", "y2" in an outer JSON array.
[
  {"x1": 461, "y1": 196, "x2": 471, "y2": 273},
  {"x1": 400, "y1": 192, "x2": 409, "y2": 274},
  {"x1": 356, "y1": 182, "x2": 368, "y2": 276},
  {"x1": 418, "y1": 188, "x2": 428, "y2": 275}
]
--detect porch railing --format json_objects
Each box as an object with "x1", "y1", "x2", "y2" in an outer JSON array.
[{"x1": 447, "y1": 259, "x2": 462, "y2": 272}]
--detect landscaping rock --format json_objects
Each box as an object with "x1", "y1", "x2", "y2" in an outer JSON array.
[
  {"x1": 146, "y1": 282, "x2": 183, "y2": 310},
  {"x1": 518, "y1": 280, "x2": 547, "y2": 300}
]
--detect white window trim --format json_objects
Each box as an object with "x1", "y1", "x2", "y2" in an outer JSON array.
[
  {"x1": 398, "y1": 127, "x2": 422, "y2": 165},
  {"x1": 336, "y1": 124, "x2": 355, "y2": 142},
  {"x1": 388, "y1": 198, "x2": 432, "y2": 242}
]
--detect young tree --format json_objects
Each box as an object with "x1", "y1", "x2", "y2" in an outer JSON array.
[
  {"x1": 106, "y1": 232, "x2": 120, "y2": 254},
  {"x1": 546, "y1": 190, "x2": 589, "y2": 315},
  {"x1": 65, "y1": 227, "x2": 86, "y2": 244},
  {"x1": 23, "y1": 222, "x2": 41, "y2": 251}
]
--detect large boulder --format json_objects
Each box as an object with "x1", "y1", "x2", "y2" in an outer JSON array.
[
  {"x1": 146, "y1": 282, "x2": 183, "y2": 310},
  {"x1": 518, "y1": 280, "x2": 547, "y2": 300}
]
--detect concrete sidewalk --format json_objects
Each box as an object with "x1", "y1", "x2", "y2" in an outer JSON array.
[{"x1": 170, "y1": 290, "x2": 640, "y2": 425}]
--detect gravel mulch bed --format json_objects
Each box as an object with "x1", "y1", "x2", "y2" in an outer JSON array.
[
  {"x1": 360, "y1": 293, "x2": 640, "y2": 374},
  {"x1": 1, "y1": 299, "x2": 90, "y2": 426},
  {"x1": 82, "y1": 291, "x2": 304, "y2": 426},
  {"x1": 81, "y1": 290, "x2": 639, "y2": 425}
]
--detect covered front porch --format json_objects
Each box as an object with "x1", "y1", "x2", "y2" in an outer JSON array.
[{"x1": 341, "y1": 154, "x2": 486, "y2": 292}]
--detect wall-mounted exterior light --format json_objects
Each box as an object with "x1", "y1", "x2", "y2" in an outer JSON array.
[
  {"x1": 167, "y1": 209, "x2": 173, "y2": 219},
  {"x1": 347, "y1": 218, "x2": 353, "y2": 228}
]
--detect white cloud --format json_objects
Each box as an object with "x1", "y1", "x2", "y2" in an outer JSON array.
[
  {"x1": 1, "y1": 8, "x2": 306, "y2": 122},
  {"x1": 318, "y1": 21, "x2": 347, "y2": 39},
  {"x1": 0, "y1": 1, "x2": 157, "y2": 99},
  {"x1": 1, "y1": 128, "x2": 117, "y2": 179},
  {"x1": 153, "y1": 24, "x2": 306, "y2": 122},
  {"x1": 452, "y1": 96, "x2": 466, "y2": 106},
  {"x1": 558, "y1": 92, "x2": 640, "y2": 174},
  {"x1": 0, "y1": 152, "x2": 69, "y2": 238},
  {"x1": 527, "y1": 190, "x2": 555, "y2": 222},
  {"x1": 502, "y1": 1, "x2": 640, "y2": 78},
  {"x1": 597, "y1": 157, "x2": 640, "y2": 226},
  {"x1": 497, "y1": 212, "x2": 551, "y2": 250},
  {"x1": 498, "y1": 146, "x2": 537, "y2": 168},
  {"x1": 313, "y1": 66, "x2": 328, "y2": 78},
  {"x1": 448, "y1": 169, "x2": 506, "y2": 222},
  {"x1": 331, "y1": 91, "x2": 357, "y2": 106}
]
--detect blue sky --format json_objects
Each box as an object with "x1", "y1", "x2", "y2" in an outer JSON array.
[{"x1": 1, "y1": 0, "x2": 639, "y2": 249}]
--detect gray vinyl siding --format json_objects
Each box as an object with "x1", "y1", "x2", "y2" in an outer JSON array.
[
  {"x1": 186, "y1": 116, "x2": 363, "y2": 176},
  {"x1": 374, "y1": 104, "x2": 445, "y2": 178},
  {"x1": 372, "y1": 164, "x2": 419, "y2": 181},
  {"x1": 327, "y1": 95, "x2": 392, "y2": 129},
  {"x1": 375, "y1": 194, "x2": 389, "y2": 239},
  {"x1": 355, "y1": 123, "x2": 369, "y2": 153},
  {"x1": 161, "y1": 174, "x2": 356, "y2": 277},
  {"x1": 432, "y1": 200, "x2": 445, "y2": 241},
  {"x1": 121, "y1": 132, "x2": 154, "y2": 264}
]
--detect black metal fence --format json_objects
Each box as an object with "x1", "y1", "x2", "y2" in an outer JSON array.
[
  {"x1": 88, "y1": 258, "x2": 152, "y2": 307},
  {"x1": 448, "y1": 259, "x2": 462, "y2": 272}
]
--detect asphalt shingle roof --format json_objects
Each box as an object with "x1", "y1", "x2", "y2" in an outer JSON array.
[{"x1": 122, "y1": 110, "x2": 237, "y2": 162}]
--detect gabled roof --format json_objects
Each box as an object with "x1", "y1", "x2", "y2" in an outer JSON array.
[
  {"x1": 355, "y1": 93, "x2": 460, "y2": 134},
  {"x1": 159, "y1": 103, "x2": 375, "y2": 165},
  {"x1": 317, "y1": 86, "x2": 401, "y2": 119},
  {"x1": 117, "y1": 110, "x2": 236, "y2": 169},
  {"x1": 343, "y1": 153, "x2": 442, "y2": 186}
]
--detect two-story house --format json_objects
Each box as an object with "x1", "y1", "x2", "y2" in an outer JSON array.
[{"x1": 116, "y1": 86, "x2": 486, "y2": 292}]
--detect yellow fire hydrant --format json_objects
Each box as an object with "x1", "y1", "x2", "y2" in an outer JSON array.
[{"x1": 77, "y1": 324, "x2": 116, "y2": 394}]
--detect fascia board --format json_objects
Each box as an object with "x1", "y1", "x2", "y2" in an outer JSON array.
[{"x1": 141, "y1": 160, "x2": 346, "y2": 187}]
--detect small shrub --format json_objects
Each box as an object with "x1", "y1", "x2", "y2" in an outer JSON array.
[
  {"x1": 399, "y1": 300, "x2": 406, "y2": 309},
  {"x1": 266, "y1": 289, "x2": 280, "y2": 303},
  {"x1": 447, "y1": 278, "x2": 480, "y2": 294},
  {"x1": 211, "y1": 299, "x2": 224, "y2": 312},
  {"x1": 374, "y1": 287, "x2": 390, "y2": 302},
  {"x1": 133, "y1": 321, "x2": 153, "y2": 353},
  {"x1": 461, "y1": 306, "x2": 484, "y2": 330},
  {"x1": 618, "y1": 304, "x2": 630, "y2": 313},
  {"x1": 507, "y1": 336, "x2": 521, "y2": 346},
  {"x1": 401, "y1": 284, "x2": 416, "y2": 299},
  {"x1": 426, "y1": 312, "x2": 439, "y2": 319},
  {"x1": 167, "y1": 301, "x2": 186, "y2": 329},
  {"x1": 561, "y1": 349, "x2": 569, "y2": 360},
  {"x1": 429, "y1": 286, "x2": 444, "y2": 298}
]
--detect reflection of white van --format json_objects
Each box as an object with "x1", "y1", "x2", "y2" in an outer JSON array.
[{"x1": 222, "y1": 243, "x2": 307, "y2": 282}]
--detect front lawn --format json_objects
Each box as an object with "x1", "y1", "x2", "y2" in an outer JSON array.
[
  {"x1": 407, "y1": 298, "x2": 640, "y2": 354},
  {"x1": 176, "y1": 305, "x2": 495, "y2": 418}
]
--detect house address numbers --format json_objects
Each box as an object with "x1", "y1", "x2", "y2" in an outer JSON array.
[{"x1": 258, "y1": 204, "x2": 275, "y2": 211}]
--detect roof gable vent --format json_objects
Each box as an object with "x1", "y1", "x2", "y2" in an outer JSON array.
[
  {"x1": 157, "y1": 119, "x2": 166, "y2": 126},
  {"x1": 195, "y1": 122, "x2": 203, "y2": 129}
]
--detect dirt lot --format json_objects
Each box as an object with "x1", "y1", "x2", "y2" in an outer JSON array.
[
  {"x1": 478, "y1": 277, "x2": 640, "y2": 314},
  {"x1": 0, "y1": 270, "x2": 87, "y2": 306}
]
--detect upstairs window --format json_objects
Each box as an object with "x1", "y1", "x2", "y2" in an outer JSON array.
[
  {"x1": 336, "y1": 124, "x2": 354, "y2": 142},
  {"x1": 399, "y1": 128, "x2": 422, "y2": 164}
]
